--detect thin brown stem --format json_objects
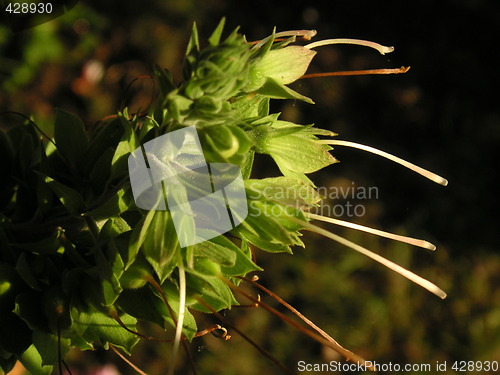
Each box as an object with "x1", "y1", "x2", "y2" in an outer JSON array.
[
  {"x1": 194, "y1": 296, "x2": 295, "y2": 375},
  {"x1": 233, "y1": 294, "x2": 260, "y2": 308},
  {"x1": 221, "y1": 277, "x2": 372, "y2": 369},
  {"x1": 109, "y1": 344, "x2": 148, "y2": 375},
  {"x1": 301, "y1": 66, "x2": 410, "y2": 79},
  {"x1": 238, "y1": 277, "x2": 335, "y2": 344}
]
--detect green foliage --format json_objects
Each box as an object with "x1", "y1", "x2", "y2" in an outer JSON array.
[{"x1": 0, "y1": 20, "x2": 336, "y2": 372}]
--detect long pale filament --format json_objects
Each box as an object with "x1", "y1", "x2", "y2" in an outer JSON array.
[
  {"x1": 318, "y1": 139, "x2": 449, "y2": 186},
  {"x1": 305, "y1": 38, "x2": 394, "y2": 55},
  {"x1": 295, "y1": 218, "x2": 447, "y2": 299},
  {"x1": 168, "y1": 262, "x2": 187, "y2": 375},
  {"x1": 307, "y1": 213, "x2": 436, "y2": 250}
]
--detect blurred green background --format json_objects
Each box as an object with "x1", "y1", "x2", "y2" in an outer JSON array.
[{"x1": 1, "y1": 0, "x2": 499, "y2": 374}]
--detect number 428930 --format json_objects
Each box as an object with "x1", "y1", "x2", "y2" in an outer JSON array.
[{"x1": 5, "y1": 2, "x2": 53, "y2": 14}]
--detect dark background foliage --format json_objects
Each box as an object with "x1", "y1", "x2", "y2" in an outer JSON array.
[{"x1": 1, "y1": 0, "x2": 499, "y2": 374}]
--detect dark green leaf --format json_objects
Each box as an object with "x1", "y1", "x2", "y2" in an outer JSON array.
[
  {"x1": 33, "y1": 330, "x2": 70, "y2": 366},
  {"x1": 39, "y1": 174, "x2": 85, "y2": 214},
  {"x1": 54, "y1": 109, "x2": 88, "y2": 166},
  {"x1": 85, "y1": 189, "x2": 134, "y2": 220},
  {"x1": 110, "y1": 113, "x2": 139, "y2": 179},
  {"x1": 128, "y1": 209, "x2": 156, "y2": 269},
  {"x1": 0, "y1": 352, "x2": 17, "y2": 375},
  {"x1": 15, "y1": 252, "x2": 41, "y2": 290}
]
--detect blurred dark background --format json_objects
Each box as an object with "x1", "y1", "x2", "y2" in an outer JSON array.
[{"x1": 1, "y1": 0, "x2": 499, "y2": 374}]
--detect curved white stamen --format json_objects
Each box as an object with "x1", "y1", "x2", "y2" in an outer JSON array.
[
  {"x1": 253, "y1": 29, "x2": 317, "y2": 49},
  {"x1": 295, "y1": 219, "x2": 447, "y2": 299},
  {"x1": 305, "y1": 38, "x2": 394, "y2": 55},
  {"x1": 168, "y1": 261, "x2": 186, "y2": 375},
  {"x1": 318, "y1": 139, "x2": 448, "y2": 186},
  {"x1": 307, "y1": 213, "x2": 436, "y2": 251}
]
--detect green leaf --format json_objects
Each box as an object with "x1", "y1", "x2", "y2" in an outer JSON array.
[
  {"x1": 95, "y1": 244, "x2": 124, "y2": 306},
  {"x1": 11, "y1": 228, "x2": 63, "y2": 255},
  {"x1": 185, "y1": 266, "x2": 237, "y2": 312},
  {"x1": 193, "y1": 237, "x2": 237, "y2": 267},
  {"x1": 110, "y1": 113, "x2": 139, "y2": 179},
  {"x1": 238, "y1": 199, "x2": 295, "y2": 250},
  {"x1": 82, "y1": 117, "x2": 124, "y2": 176},
  {"x1": 128, "y1": 209, "x2": 156, "y2": 269},
  {"x1": 33, "y1": 330, "x2": 70, "y2": 366},
  {"x1": 88, "y1": 147, "x2": 115, "y2": 192},
  {"x1": 0, "y1": 313, "x2": 31, "y2": 356},
  {"x1": 15, "y1": 252, "x2": 41, "y2": 290},
  {"x1": 116, "y1": 286, "x2": 166, "y2": 328},
  {"x1": 118, "y1": 253, "x2": 150, "y2": 289},
  {"x1": 221, "y1": 240, "x2": 262, "y2": 279},
  {"x1": 19, "y1": 345, "x2": 53, "y2": 375},
  {"x1": 14, "y1": 292, "x2": 46, "y2": 332},
  {"x1": 84, "y1": 189, "x2": 134, "y2": 220},
  {"x1": 142, "y1": 210, "x2": 181, "y2": 283},
  {"x1": 71, "y1": 305, "x2": 139, "y2": 354},
  {"x1": 54, "y1": 109, "x2": 88, "y2": 166},
  {"x1": 39, "y1": 174, "x2": 85, "y2": 214}
]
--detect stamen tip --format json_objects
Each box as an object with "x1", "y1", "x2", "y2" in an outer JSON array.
[
  {"x1": 423, "y1": 242, "x2": 437, "y2": 251},
  {"x1": 381, "y1": 46, "x2": 395, "y2": 55},
  {"x1": 437, "y1": 290, "x2": 447, "y2": 300}
]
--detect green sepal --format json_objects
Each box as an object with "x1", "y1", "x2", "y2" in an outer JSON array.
[
  {"x1": 256, "y1": 77, "x2": 314, "y2": 104},
  {"x1": 246, "y1": 177, "x2": 322, "y2": 207},
  {"x1": 208, "y1": 17, "x2": 226, "y2": 46}
]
